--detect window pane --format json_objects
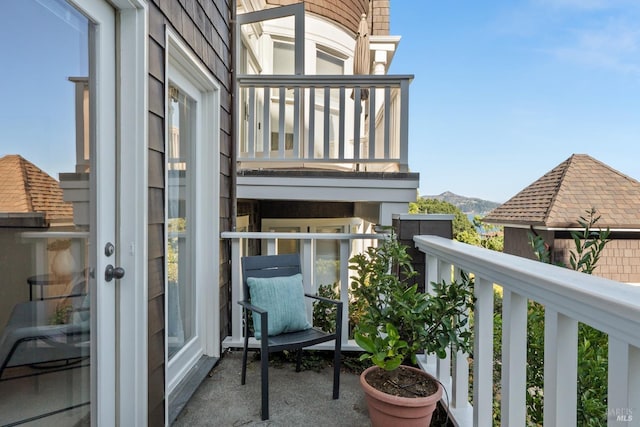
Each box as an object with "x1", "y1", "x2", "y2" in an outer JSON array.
[
  {"x1": 317, "y1": 50, "x2": 344, "y2": 75},
  {"x1": 273, "y1": 41, "x2": 294, "y2": 74},
  {"x1": 0, "y1": 1, "x2": 91, "y2": 424},
  {"x1": 167, "y1": 85, "x2": 196, "y2": 359}
]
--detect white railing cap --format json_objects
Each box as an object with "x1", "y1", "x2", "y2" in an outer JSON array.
[
  {"x1": 221, "y1": 231, "x2": 386, "y2": 240},
  {"x1": 392, "y1": 214, "x2": 454, "y2": 221},
  {"x1": 415, "y1": 235, "x2": 640, "y2": 347},
  {"x1": 236, "y1": 74, "x2": 414, "y2": 87}
]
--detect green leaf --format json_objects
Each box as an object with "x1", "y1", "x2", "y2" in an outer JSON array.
[
  {"x1": 384, "y1": 357, "x2": 403, "y2": 371},
  {"x1": 354, "y1": 333, "x2": 376, "y2": 354}
]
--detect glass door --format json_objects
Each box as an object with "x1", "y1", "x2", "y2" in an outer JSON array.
[{"x1": 0, "y1": 0, "x2": 116, "y2": 425}]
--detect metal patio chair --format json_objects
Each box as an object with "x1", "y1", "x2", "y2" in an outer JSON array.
[
  {"x1": 0, "y1": 275, "x2": 89, "y2": 382},
  {"x1": 239, "y1": 254, "x2": 343, "y2": 420}
]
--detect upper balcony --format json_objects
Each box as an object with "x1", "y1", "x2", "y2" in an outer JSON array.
[
  {"x1": 234, "y1": 4, "x2": 418, "y2": 206},
  {"x1": 236, "y1": 74, "x2": 419, "y2": 205}
]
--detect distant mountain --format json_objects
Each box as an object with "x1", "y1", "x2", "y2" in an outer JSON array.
[{"x1": 423, "y1": 191, "x2": 501, "y2": 217}]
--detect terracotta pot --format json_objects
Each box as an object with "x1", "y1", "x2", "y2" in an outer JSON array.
[{"x1": 360, "y1": 365, "x2": 443, "y2": 427}]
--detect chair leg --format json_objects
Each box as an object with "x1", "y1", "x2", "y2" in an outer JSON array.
[
  {"x1": 260, "y1": 315, "x2": 269, "y2": 420},
  {"x1": 296, "y1": 349, "x2": 303, "y2": 372},
  {"x1": 241, "y1": 316, "x2": 249, "y2": 385},
  {"x1": 241, "y1": 345, "x2": 248, "y2": 385},
  {"x1": 333, "y1": 302, "x2": 343, "y2": 399},
  {"x1": 333, "y1": 342, "x2": 341, "y2": 399},
  {"x1": 260, "y1": 347, "x2": 269, "y2": 420}
]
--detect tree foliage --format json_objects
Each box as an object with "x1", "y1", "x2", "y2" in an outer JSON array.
[
  {"x1": 410, "y1": 198, "x2": 503, "y2": 250},
  {"x1": 410, "y1": 198, "x2": 478, "y2": 243}
]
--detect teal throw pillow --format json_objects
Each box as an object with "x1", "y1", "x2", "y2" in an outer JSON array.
[{"x1": 247, "y1": 273, "x2": 311, "y2": 340}]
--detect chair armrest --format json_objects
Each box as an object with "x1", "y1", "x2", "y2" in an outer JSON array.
[
  {"x1": 238, "y1": 300, "x2": 267, "y2": 315},
  {"x1": 305, "y1": 294, "x2": 343, "y2": 307}
]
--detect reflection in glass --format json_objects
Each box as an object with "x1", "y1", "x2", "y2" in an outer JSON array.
[
  {"x1": 315, "y1": 226, "x2": 342, "y2": 287},
  {"x1": 167, "y1": 85, "x2": 196, "y2": 359},
  {"x1": 0, "y1": 0, "x2": 91, "y2": 424}
]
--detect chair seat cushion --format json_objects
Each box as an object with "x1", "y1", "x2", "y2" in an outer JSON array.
[{"x1": 247, "y1": 273, "x2": 311, "y2": 340}]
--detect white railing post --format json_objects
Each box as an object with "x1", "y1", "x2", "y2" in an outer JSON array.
[
  {"x1": 353, "y1": 87, "x2": 362, "y2": 160},
  {"x1": 339, "y1": 239, "x2": 351, "y2": 344},
  {"x1": 323, "y1": 87, "x2": 330, "y2": 160},
  {"x1": 609, "y1": 343, "x2": 640, "y2": 427},
  {"x1": 278, "y1": 86, "x2": 286, "y2": 158},
  {"x1": 437, "y1": 260, "x2": 452, "y2": 385},
  {"x1": 473, "y1": 276, "x2": 494, "y2": 427},
  {"x1": 308, "y1": 88, "x2": 315, "y2": 157},
  {"x1": 398, "y1": 79, "x2": 409, "y2": 172},
  {"x1": 424, "y1": 253, "x2": 439, "y2": 369},
  {"x1": 301, "y1": 238, "x2": 314, "y2": 321},
  {"x1": 266, "y1": 238, "x2": 276, "y2": 255},
  {"x1": 230, "y1": 237, "x2": 243, "y2": 341},
  {"x1": 451, "y1": 267, "x2": 471, "y2": 410},
  {"x1": 543, "y1": 310, "x2": 578, "y2": 427},
  {"x1": 262, "y1": 86, "x2": 270, "y2": 156},
  {"x1": 247, "y1": 87, "x2": 255, "y2": 157},
  {"x1": 609, "y1": 337, "x2": 630, "y2": 427},
  {"x1": 629, "y1": 346, "x2": 640, "y2": 427},
  {"x1": 501, "y1": 289, "x2": 527, "y2": 427}
]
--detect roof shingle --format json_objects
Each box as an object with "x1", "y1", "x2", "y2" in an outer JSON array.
[
  {"x1": 484, "y1": 154, "x2": 640, "y2": 229},
  {"x1": 0, "y1": 154, "x2": 73, "y2": 223}
]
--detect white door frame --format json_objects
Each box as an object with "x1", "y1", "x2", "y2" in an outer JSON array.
[
  {"x1": 68, "y1": 0, "x2": 149, "y2": 425},
  {"x1": 165, "y1": 29, "x2": 220, "y2": 402},
  {"x1": 113, "y1": 1, "x2": 149, "y2": 426},
  {"x1": 66, "y1": 1, "x2": 117, "y2": 424}
]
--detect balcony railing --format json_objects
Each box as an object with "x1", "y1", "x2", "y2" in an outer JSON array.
[
  {"x1": 221, "y1": 232, "x2": 640, "y2": 426},
  {"x1": 414, "y1": 235, "x2": 640, "y2": 427},
  {"x1": 237, "y1": 75, "x2": 412, "y2": 172}
]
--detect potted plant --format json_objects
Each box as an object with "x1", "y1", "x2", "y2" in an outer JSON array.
[{"x1": 350, "y1": 231, "x2": 474, "y2": 426}]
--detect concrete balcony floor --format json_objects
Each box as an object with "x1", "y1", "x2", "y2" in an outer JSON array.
[{"x1": 172, "y1": 350, "x2": 370, "y2": 426}]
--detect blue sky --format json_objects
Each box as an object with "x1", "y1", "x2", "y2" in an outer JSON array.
[
  {"x1": 0, "y1": 0, "x2": 87, "y2": 179},
  {"x1": 2, "y1": 1, "x2": 639, "y2": 204},
  {"x1": 388, "y1": 0, "x2": 640, "y2": 202}
]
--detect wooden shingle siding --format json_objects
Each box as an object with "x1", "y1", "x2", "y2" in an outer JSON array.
[
  {"x1": 146, "y1": 0, "x2": 233, "y2": 422},
  {"x1": 148, "y1": 39, "x2": 165, "y2": 81},
  {"x1": 554, "y1": 236, "x2": 640, "y2": 283},
  {"x1": 148, "y1": 113, "x2": 165, "y2": 152},
  {"x1": 148, "y1": 362, "x2": 166, "y2": 425},
  {"x1": 148, "y1": 257, "x2": 164, "y2": 300}
]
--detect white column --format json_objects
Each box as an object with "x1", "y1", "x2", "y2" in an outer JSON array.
[
  {"x1": 378, "y1": 202, "x2": 407, "y2": 226},
  {"x1": 373, "y1": 49, "x2": 387, "y2": 75}
]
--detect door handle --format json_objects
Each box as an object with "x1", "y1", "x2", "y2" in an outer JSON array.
[{"x1": 105, "y1": 264, "x2": 125, "y2": 282}]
